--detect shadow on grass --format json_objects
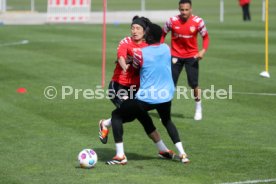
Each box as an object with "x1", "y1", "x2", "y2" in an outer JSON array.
[{"x1": 94, "y1": 148, "x2": 157, "y2": 162}]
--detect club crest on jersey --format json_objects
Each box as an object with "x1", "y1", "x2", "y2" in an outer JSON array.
[{"x1": 190, "y1": 26, "x2": 196, "y2": 33}]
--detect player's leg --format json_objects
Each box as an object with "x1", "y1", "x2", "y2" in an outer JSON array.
[
  {"x1": 110, "y1": 102, "x2": 139, "y2": 144},
  {"x1": 110, "y1": 100, "x2": 138, "y2": 146},
  {"x1": 99, "y1": 81, "x2": 130, "y2": 144},
  {"x1": 101, "y1": 81, "x2": 123, "y2": 128},
  {"x1": 108, "y1": 81, "x2": 129, "y2": 108},
  {"x1": 107, "y1": 99, "x2": 169, "y2": 164},
  {"x1": 106, "y1": 108, "x2": 128, "y2": 165},
  {"x1": 156, "y1": 101, "x2": 189, "y2": 163},
  {"x1": 245, "y1": 3, "x2": 251, "y2": 21},
  {"x1": 155, "y1": 102, "x2": 180, "y2": 143},
  {"x1": 120, "y1": 99, "x2": 174, "y2": 158},
  {"x1": 242, "y1": 5, "x2": 247, "y2": 21},
  {"x1": 98, "y1": 81, "x2": 117, "y2": 144},
  {"x1": 171, "y1": 57, "x2": 185, "y2": 86},
  {"x1": 184, "y1": 58, "x2": 202, "y2": 121}
]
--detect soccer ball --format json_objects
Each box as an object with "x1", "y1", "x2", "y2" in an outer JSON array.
[{"x1": 78, "y1": 149, "x2": 98, "y2": 168}]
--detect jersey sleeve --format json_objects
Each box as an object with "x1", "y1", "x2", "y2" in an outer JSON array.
[
  {"x1": 163, "y1": 18, "x2": 172, "y2": 34},
  {"x1": 198, "y1": 19, "x2": 209, "y2": 50},
  {"x1": 117, "y1": 37, "x2": 131, "y2": 59},
  {"x1": 132, "y1": 49, "x2": 143, "y2": 69},
  {"x1": 161, "y1": 18, "x2": 172, "y2": 43}
]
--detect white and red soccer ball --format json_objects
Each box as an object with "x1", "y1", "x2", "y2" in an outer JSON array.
[{"x1": 78, "y1": 149, "x2": 98, "y2": 168}]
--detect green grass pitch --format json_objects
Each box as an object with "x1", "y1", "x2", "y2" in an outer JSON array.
[{"x1": 1, "y1": 0, "x2": 276, "y2": 184}]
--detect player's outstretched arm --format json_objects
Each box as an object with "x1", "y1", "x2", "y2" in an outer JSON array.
[{"x1": 118, "y1": 56, "x2": 130, "y2": 72}]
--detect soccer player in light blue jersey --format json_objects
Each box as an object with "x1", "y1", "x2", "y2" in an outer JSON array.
[{"x1": 106, "y1": 23, "x2": 189, "y2": 165}]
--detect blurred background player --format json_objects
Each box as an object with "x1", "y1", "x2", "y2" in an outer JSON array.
[
  {"x1": 99, "y1": 16, "x2": 175, "y2": 161},
  {"x1": 238, "y1": 0, "x2": 251, "y2": 21},
  {"x1": 106, "y1": 23, "x2": 189, "y2": 165},
  {"x1": 161, "y1": 0, "x2": 209, "y2": 121}
]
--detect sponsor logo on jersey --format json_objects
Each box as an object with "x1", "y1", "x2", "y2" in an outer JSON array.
[{"x1": 173, "y1": 33, "x2": 193, "y2": 39}]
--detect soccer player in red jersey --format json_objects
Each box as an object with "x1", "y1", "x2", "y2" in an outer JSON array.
[
  {"x1": 238, "y1": 0, "x2": 251, "y2": 21},
  {"x1": 161, "y1": 0, "x2": 209, "y2": 121},
  {"x1": 98, "y1": 16, "x2": 175, "y2": 160},
  {"x1": 99, "y1": 16, "x2": 149, "y2": 144}
]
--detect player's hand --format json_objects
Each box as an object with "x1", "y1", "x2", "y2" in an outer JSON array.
[
  {"x1": 125, "y1": 64, "x2": 130, "y2": 72},
  {"x1": 194, "y1": 49, "x2": 206, "y2": 60},
  {"x1": 118, "y1": 56, "x2": 130, "y2": 72},
  {"x1": 125, "y1": 56, "x2": 133, "y2": 64}
]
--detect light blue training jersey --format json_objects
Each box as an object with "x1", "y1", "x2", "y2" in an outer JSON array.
[{"x1": 136, "y1": 43, "x2": 175, "y2": 104}]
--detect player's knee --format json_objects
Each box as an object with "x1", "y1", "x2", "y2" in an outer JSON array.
[
  {"x1": 111, "y1": 109, "x2": 121, "y2": 120},
  {"x1": 139, "y1": 118, "x2": 156, "y2": 135},
  {"x1": 161, "y1": 119, "x2": 172, "y2": 127},
  {"x1": 145, "y1": 126, "x2": 156, "y2": 135}
]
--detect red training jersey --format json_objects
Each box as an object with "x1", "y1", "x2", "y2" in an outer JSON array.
[
  {"x1": 161, "y1": 14, "x2": 209, "y2": 58},
  {"x1": 239, "y1": 0, "x2": 251, "y2": 6},
  {"x1": 111, "y1": 36, "x2": 148, "y2": 87}
]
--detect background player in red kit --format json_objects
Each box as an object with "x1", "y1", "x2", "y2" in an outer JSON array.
[
  {"x1": 161, "y1": 0, "x2": 209, "y2": 121},
  {"x1": 238, "y1": 0, "x2": 251, "y2": 21}
]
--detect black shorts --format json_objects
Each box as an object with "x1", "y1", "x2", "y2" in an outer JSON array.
[
  {"x1": 108, "y1": 81, "x2": 137, "y2": 108},
  {"x1": 171, "y1": 57, "x2": 199, "y2": 89},
  {"x1": 113, "y1": 99, "x2": 180, "y2": 143},
  {"x1": 117, "y1": 99, "x2": 172, "y2": 134}
]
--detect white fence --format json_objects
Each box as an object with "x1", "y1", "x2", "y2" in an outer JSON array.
[
  {"x1": 0, "y1": 0, "x2": 6, "y2": 12},
  {"x1": 1, "y1": 0, "x2": 270, "y2": 24},
  {"x1": 47, "y1": 0, "x2": 91, "y2": 23}
]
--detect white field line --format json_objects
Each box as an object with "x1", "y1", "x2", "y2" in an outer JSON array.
[
  {"x1": 221, "y1": 178, "x2": 276, "y2": 184},
  {"x1": 176, "y1": 89, "x2": 276, "y2": 97},
  {"x1": 0, "y1": 40, "x2": 29, "y2": 47},
  {"x1": 230, "y1": 92, "x2": 276, "y2": 96}
]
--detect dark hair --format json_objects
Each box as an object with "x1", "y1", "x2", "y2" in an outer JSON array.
[
  {"x1": 145, "y1": 23, "x2": 162, "y2": 44},
  {"x1": 131, "y1": 15, "x2": 152, "y2": 30},
  {"x1": 179, "y1": 0, "x2": 192, "y2": 6}
]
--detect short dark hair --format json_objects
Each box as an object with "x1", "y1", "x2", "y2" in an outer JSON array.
[
  {"x1": 179, "y1": 0, "x2": 192, "y2": 6},
  {"x1": 145, "y1": 23, "x2": 162, "y2": 44},
  {"x1": 131, "y1": 15, "x2": 152, "y2": 30}
]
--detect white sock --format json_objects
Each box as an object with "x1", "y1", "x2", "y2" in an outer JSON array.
[
  {"x1": 195, "y1": 101, "x2": 202, "y2": 112},
  {"x1": 115, "y1": 142, "x2": 125, "y2": 157},
  {"x1": 175, "y1": 142, "x2": 186, "y2": 155},
  {"x1": 155, "y1": 140, "x2": 169, "y2": 152},
  {"x1": 103, "y1": 118, "x2": 112, "y2": 128}
]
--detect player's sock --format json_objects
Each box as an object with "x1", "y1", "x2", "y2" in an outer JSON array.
[
  {"x1": 155, "y1": 140, "x2": 169, "y2": 152},
  {"x1": 194, "y1": 101, "x2": 202, "y2": 120},
  {"x1": 175, "y1": 142, "x2": 186, "y2": 155},
  {"x1": 103, "y1": 118, "x2": 111, "y2": 128},
  {"x1": 115, "y1": 142, "x2": 125, "y2": 158},
  {"x1": 195, "y1": 100, "x2": 202, "y2": 112}
]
